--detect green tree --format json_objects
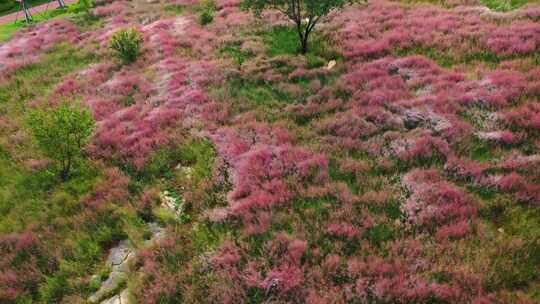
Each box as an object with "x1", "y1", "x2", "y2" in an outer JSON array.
[
  {"x1": 243, "y1": 0, "x2": 352, "y2": 54},
  {"x1": 27, "y1": 102, "x2": 95, "y2": 180}
]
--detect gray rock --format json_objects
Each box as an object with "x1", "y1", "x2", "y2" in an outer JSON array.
[
  {"x1": 101, "y1": 294, "x2": 121, "y2": 304},
  {"x1": 89, "y1": 223, "x2": 165, "y2": 303},
  {"x1": 100, "y1": 289, "x2": 129, "y2": 304},
  {"x1": 107, "y1": 240, "x2": 132, "y2": 267}
]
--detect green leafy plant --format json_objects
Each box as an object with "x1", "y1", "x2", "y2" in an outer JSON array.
[
  {"x1": 199, "y1": 0, "x2": 216, "y2": 25},
  {"x1": 109, "y1": 28, "x2": 144, "y2": 64},
  {"x1": 26, "y1": 101, "x2": 95, "y2": 181},
  {"x1": 199, "y1": 10, "x2": 214, "y2": 25},
  {"x1": 69, "y1": 0, "x2": 93, "y2": 13},
  {"x1": 242, "y1": 0, "x2": 353, "y2": 54}
]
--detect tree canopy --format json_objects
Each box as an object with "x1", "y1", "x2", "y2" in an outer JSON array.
[
  {"x1": 27, "y1": 101, "x2": 95, "y2": 180},
  {"x1": 243, "y1": 0, "x2": 352, "y2": 53}
]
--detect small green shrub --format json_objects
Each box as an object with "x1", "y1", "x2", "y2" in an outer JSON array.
[
  {"x1": 26, "y1": 101, "x2": 96, "y2": 181},
  {"x1": 199, "y1": 10, "x2": 214, "y2": 25},
  {"x1": 39, "y1": 274, "x2": 70, "y2": 303},
  {"x1": 69, "y1": 0, "x2": 93, "y2": 14},
  {"x1": 199, "y1": 0, "x2": 216, "y2": 25},
  {"x1": 201, "y1": 0, "x2": 217, "y2": 11},
  {"x1": 109, "y1": 28, "x2": 144, "y2": 64}
]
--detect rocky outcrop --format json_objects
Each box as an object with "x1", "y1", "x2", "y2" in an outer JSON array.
[
  {"x1": 88, "y1": 240, "x2": 133, "y2": 304},
  {"x1": 89, "y1": 223, "x2": 165, "y2": 304}
]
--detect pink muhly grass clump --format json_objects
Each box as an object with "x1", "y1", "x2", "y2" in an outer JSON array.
[
  {"x1": 211, "y1": 240, "x2": 242, "y2": 271},
  {"x1": 0, "y1": 20, "x2": 78, "y2": 74},
  {"x1": 345, "y1": 39, "x2": 390, "y2": 58},
  {"x1": 213, "y1": 8, "x2": 253, "y2": 28},
  {"x1": 82, "y1": 168, "x2": 130, "y2": 211},
  {"x1": 227, "y1": 145, "x2": 328, "y2": 217},
  {"x1": 444, "y1": 156, "x2": 487, "y2": 183},
  {"x1": 216, "y1": 0, "x2": 241, "y2": 8},
  {"x1": 329, "y1": 0, "x2": 539, "y2": 61},
  {"x1": 494, "y1": 172, "x2": 540, "y2": 203},
  {"x1": 261, "y1": 264, "x2": 304, "y2": 296},
  {"x1": 388, "y1": 133, "x2": 450, "y2": 161},
  {"x1": 346, "y1": 254, "x2": 460, "y2": 302},
  {"x1": 475, "y1": 130, "x2": 517, "y2": 145},
  {"x1": 54, "y1": 77, "x2": 81, "y2": 96},
  {"x1": 92, "y1": 1, "x2": 129, "y2": 17},
  {"x1": 435, "y1": 219, "x2": 472, "y2": 241},
  {"x1": 0, "y1": 231, "x2": 45, "y2": 302},
  {"x1": 210, "y1": 122, "x2": 292, "y2": 160},
  {"x1": 401, "y1": 169, "x2": 477, "y2": 238},
  {"x1": 89, "y1": 57, "x2": 220, "y2": 168},
  {"x1": 315, "y1": 110, "x2": 378, "y2": 138},
  {"x1": 504, "y1": 101, "x2": 540, "y2": 130},
  {"x1": 327, "y1": 223, "x2": 361, "y2": 240},
  {"x1": 99, "y1": 72, "x2": 153, "y2": 97},
  {"x1": 77, "y1": 62, "x2": 115, "y2": 87},
  {"x1": 168, "y1": 0, "x2": 200, "y2": 5},
  {"x1": 499, "y1": 153, "x2": 540, "y2": 170},
  {"x1": 485, "y1": 21, "x2": 540, "y2": 56}
]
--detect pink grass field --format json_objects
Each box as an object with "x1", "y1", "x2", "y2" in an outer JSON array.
[{"x1": 0, "y1": 0, "x2": 539, "y2": 302}]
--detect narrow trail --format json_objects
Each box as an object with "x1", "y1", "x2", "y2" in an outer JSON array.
[{"x1": 0, "y1": 0, "x2": 76, "y2": 24}]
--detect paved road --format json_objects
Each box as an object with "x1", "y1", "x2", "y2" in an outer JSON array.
[{"x1": 0, "y1": 0, "x2": 77, "y2": 24}]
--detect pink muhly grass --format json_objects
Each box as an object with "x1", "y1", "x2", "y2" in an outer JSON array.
[
  {"x1": 0, "y1": 20, "x2": 79, "y2": 74},
  {"x1": 401, "y1": 169, "x2": 477, "y2": 238},
  {"x1": 82, "y1": 168, "x2": 130, "y2": 211},
  {"x1": 92, "y1": 1, "x2": 129, "y2": 17},
  {"x1": 327, "y1": 223, "x2": 361, "y2": 240},
  {"x1": 261, "y1": 263, "x2": 304, "y2": 295},
  {"x1": 444, "y1": 156, "x2": 487, "y2": 183},
  {"x1": 492, "y1": 173, "x2": 540, "y2": 203},
  {"x1": 504, "y1": 101, "x2": 540, "y2": 130},
  {"x1": 435, "y1": 219, "x2": 472, "y2": 241},
  {"x1": 315, "y1": 110, "x2": 378, "y2": 138}
]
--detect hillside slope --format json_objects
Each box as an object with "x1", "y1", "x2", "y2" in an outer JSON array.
[{"x1": 0, "y1": 0, "x2": 539, "y2": 303}]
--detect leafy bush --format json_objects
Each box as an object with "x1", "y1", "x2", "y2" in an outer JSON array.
[
  {"x1": 199, "y1": 10, "x2": 214, "y2": 25},
  {"x1": 69, "y1": 0, "x2": 93, "y2": 13},
  {"x1": 109, "y1": 28, "x2": 144, "y2": 64},
  {"x1": 26, "y1": 101, "x2": 95, "y2": 181},
  {"x1": 199, "y1": 0, "x2": 216, "y2": 25},
  {"x1": 0, "y1": 0, "x2": 18, "y2": 15}
]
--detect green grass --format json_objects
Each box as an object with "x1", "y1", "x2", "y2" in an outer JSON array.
[
  {"x1": 0, "y1": 21, "x2": 20, "y2": 41},
  {"x1": 481, "y1": 0, "x2": 539, "y2": 11},
  {"x1": 259, "y1": 26, "x2": 340, "y2": 60},
  {"x1": 220, "y1": 43, "x2": 255, "y2": 65},
  {"x1": 0, "y1": 43, "x2": 137, "y2": 302},
  {"x1": 0, "y1": 44, "x2": 98, "y2": 233},
  {"x1": 395, "y1": 46, "x2": 504, "y2": 68},
  {"x1": 486, "y1": 206, "x2": 540, "y2": 290},
  {"x1": 164, "y1": 4, "x2": 185, "y2": 14},
  {"x1": 225, "y1": 76, "x2": 296, "y2": 114},
  {"x1": 398, "y1": 0, "x2": 538, "y2": 10},
  {"x1": 0, "y1": 44, "x2": 97, "y2": 110},
  {"x1": 0, "y1": 6, "x2": 76, "y2": 42},
  {"x1": 0, "y1": 0, "x2": 56, "y2": 16}
]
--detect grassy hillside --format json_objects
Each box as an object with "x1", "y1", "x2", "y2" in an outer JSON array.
[
  {"x1": 0, "y1": 0, "x2": 539, "y2": 303},
  {"x1": 0, "y1": 0, "x2": 55, "y2": 16}
]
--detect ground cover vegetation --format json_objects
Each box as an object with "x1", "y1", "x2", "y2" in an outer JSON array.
[{"x1": 0, "y1": 0, "x2": 539, "y2": 303}]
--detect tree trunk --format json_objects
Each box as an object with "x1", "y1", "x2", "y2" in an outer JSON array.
[
  {"x1": 300, "y1": 35, "x2": 309, "y2": 54},
  {"x1": 60, "y1": 157, "x2": 72, "y2": 181},
  {"x1": 21, "y1": 0, "x2": 32, "y2": 23}
]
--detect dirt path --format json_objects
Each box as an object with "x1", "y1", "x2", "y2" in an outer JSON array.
[{"x1": 0, "y1": 0, "x2": 77, "y2": 24}]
